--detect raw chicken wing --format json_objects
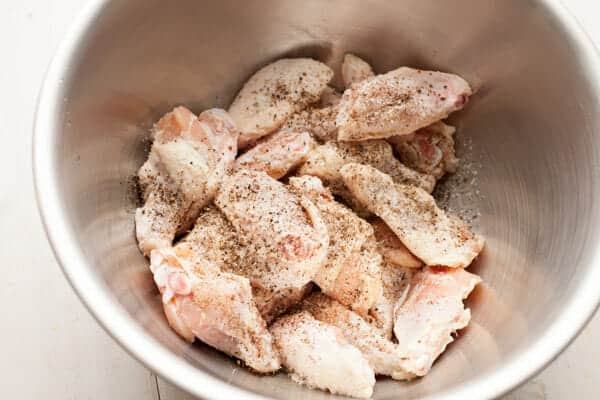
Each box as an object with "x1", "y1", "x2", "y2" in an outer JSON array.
[
  {"x1": 149, "y1": 247, "x2": 280, "y2": 373},
  {"x1": 135, "y1": 107, "x2": 238, "y2": 256},
  {"x1": 288, "y1": 176, "x2": 381, "y2": 316},
  {"x1": 394, "y1": 266, "x2": 481, "y2": 376},
  {"x1": 336, "y1": 67, "x2": 471, "y2": 141},
  {"x1": 340, "y1": 163, "x2": 484, "y2": 268},
  {"x1": 215, "y1": 170, "x2": 329, "y2": 316},
  {"x1": 270, "y1": 311, "x2": 375, "y2": 398},
  {"x1": 228, "y1": 58, "x2": 333, "y2": 148},
  {"x1": 234, "y1": 130, "x2": 316, "y2": 179},
  {"x1": 175, "y1": 207, "x2": 310, "y2": 323},
  {"x1": 302, "y1": 293, "x2": 414, "y2": 380}
]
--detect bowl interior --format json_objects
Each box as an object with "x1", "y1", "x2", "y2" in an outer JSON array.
[{"x1": 41, "y1": 0, "x2": 600, "y2": 398}]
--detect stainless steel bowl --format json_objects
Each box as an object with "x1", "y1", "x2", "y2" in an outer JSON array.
[{"x1": 33, "y1": 0, "x2": 600, "y2": 398}]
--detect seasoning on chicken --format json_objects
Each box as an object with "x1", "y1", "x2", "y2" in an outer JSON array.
[
  {"x1": 340, "y1": 163, "x2": 484, "y2": 268},
  {"x1": 388, "y1": 121, "x2": 458, "y2": 179},
  {"x1": 341, "y1": 54, "x2": 375, "y2": 89},
  {"x1": 336, "y1": 67, "x2": 471, "y2": 141},
  {"x1": 370, "y1": 217, "x2": 423, "y2": 268},
  {"x1": 135, "y1": 107, "x2": 238, "y2": 256},
  {"x1": 270, "y1": 311, "x2": 375, "y2": 399},
  {"x1": 215, "y1": 169, "x2": 329, "y2": 317},
  {"x1": 149, "y1": 247, "x2": 281, "y2": 373},
  {"x1": 302, "y1": 293, "x2": 415, "y2": 380},
  {"x1": 288, "y1": 175, "x2": 381, "y2": 316},
  {"x1": 234, "y1": 130, "x2": 316, "y2": 179},
  {"x1": 394, "y1": 266, "x2": 481, "y2": 376},
  {"x1": 298, "y1": 140, "x2": 435, "y2": 216},
  {"x1": 228, "y1": 58, "x2": 333, "y2": 148},
  {"x1": 280, "y1": 105, "x2": 339, "y2": 142},
  {"x1": 174, "y1": 207, "x2": 310, "y2": 323}
]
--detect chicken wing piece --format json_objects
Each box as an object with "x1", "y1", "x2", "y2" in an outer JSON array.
[
  {"x1": 215, "y1": 169, "x2": 328, "y2": 297},
  {"x1": 342, "y1": 54, "x2": 375, "y2": 89},
  {"x1": 388, "y1": 121, "x2": 458, "y2": 179},
  {"x1": 149, "y1": 248, "x2": 281, "y2": 373},
  {"x1": 394, "y1": 266, "x2": 481, "y2": 377},
  {"x1": 298, "y1": 140, "x2": 435, "y2": 216},
  {"x1": 228, "y1": 58, "x2": 333, "y2": 148},
  {"x1": 340, "y1": 163, "x2": 484, "y2": 268},
  {"x1": 175, "y1": 207, "x2": 310, "y2": 323},
  {"x1": 135, "y1": 107, "x2": 238, "y2": 256},
  {"x1": 234, "y1": 130, "x2": 316, "y2": 179},
  {"x1": 336, "y1": 67, "x2": 471, "y2": 141},
  {"x1": 368, "y1": 260, "x2": 415, "y2": 340},
  {"x1": 280, "y1": 105, "x2": 339, "y2": 142},
  {"x1": 288, "y1": 176, "x2": 381, "y2": 316},
  {"x1": 302, "y1": 293, "x2": 413, "y2": 380},
  {"x1": 270, "y1": 311, "x2": 375, "y2": 399},
  {"x1": 370, "y1": 217, "x2": 423, "y2": 268}
]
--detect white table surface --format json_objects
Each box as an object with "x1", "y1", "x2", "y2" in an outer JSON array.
[{"x1": 2, "y1": 1, "x2": 599, "y2": 399}]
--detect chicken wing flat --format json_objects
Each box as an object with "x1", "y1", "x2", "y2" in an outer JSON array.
[
  {"x1": 135, "y1": 107, "x2": 238, "y2": 256},
  {"x1": 393, "y1": 266, "x2": 481, "y2": 376},
  {"x1": 340, "y1": 163, "x2": 484, "y2": 268},
  {"x1": 336, "y1": 67, "x2": 471, "y2": 141},
  {"x1": 288, "y1": 176, "x2": 381, "y2": 316},
  {"x1": 234, "y1": 130, "x2": 316, "y2": 179},
  {"x1": 270, "y1": 311, "x2": 375, "y2": 399},
  {"x1": 228, "y1": 58, "x2": 333, "y2": 148},
  {"x1": 149, "y1": 247, "x2": 280, "y2": 373},
  {"x1": 302, "y1": 293, "x2": 414, "y2": 380},
  {"x1": 215, "y1": 169, "x2": 328, "y2": 297}
]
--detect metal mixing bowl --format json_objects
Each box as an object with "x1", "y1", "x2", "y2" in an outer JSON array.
[{"x1": 33, "y1": 0, "x2": 600, "y2": 398}]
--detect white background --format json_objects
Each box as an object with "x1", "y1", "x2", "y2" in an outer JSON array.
[{"x1": 2, "y1": 1, "x2": 598, "y2": 399}]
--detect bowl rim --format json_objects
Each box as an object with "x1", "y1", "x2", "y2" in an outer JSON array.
[{"x1": 33, "y1": 1, "x2": 600, "y2": 399}]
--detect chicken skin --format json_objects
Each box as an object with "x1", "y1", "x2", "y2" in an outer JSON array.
[
  {"x1": 336, "y1": 67, "x2": 471, "y2": 141},
  {"x1": 215, "y1": 170, "x2": 329, "y2": 316},
  {"x1": 149, "y1": 247, "x2": 280, "y2": 373},
  {"x1": 288, "y1": 175, "x2": 381, "y2": 316},
  {"x1": 228, "y1": 58, "x2": 333, "y2": 148},
  {"x1": 340, "y1": 163, "x2": 484, "y2": 268},
  {"x1": 135, "y1": 106, "x2": 238, "y2": 256},
  {"x1": 270, "y1": 311, "x2": 375, "y2": 398},
  {"x1": 393, "y1": 266, "x2": 481, "y2": 376},
  {"x1": 234, "y1": 130, "x2": 316, "y2": 179}
]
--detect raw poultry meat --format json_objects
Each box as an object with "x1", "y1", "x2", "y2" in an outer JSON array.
[
  {"x1": 149, "y1": 247, "x2": 280, "y2": 373},
  {"x1": 234, "y1": 130, "x2": 316, "y2": 179},
  {"x1": 340, "y1": 163, "x2": 484, "y2": 268},
  {"x1": 288, "y1": 175, "x2": 381, "y2": 316},
  {"x1": 270, "y1": 311, "x2": 375, "y2": 398},
  {"x1": 336, "y1": 67, "x2": 471, "y2": 141},
  {"x1": 135, "y1": 107, "x2": 238, "y2": 256},
  {"x1": 393, "y1": 266, "x2": 481, "y2": 376},
  {"x1": 215, "y1": 169, "x2": 329, "y2": 318},
  {"x1": 228, "y1": 58, "x2": 333, "y2": 148}
]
